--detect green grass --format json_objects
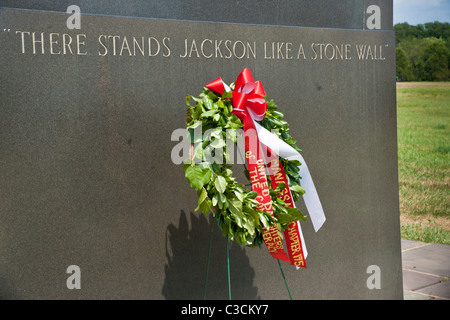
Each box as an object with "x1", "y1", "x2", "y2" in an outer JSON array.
[
  {"x1": 397, "y1": 82, "x2": 450, "y2": 244},
  {"x1": 401, "y1": 223, "x2": 450, "y2": 245}
]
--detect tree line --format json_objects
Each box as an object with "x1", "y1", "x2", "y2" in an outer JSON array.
[{"x1": 395, "y1": 21, "x2": 450, "y2": 81}]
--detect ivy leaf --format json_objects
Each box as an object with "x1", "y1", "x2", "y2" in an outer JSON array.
[
  {"x1": 243, "y1": 217, "x2": 256, "y2": 236},
  {"x1": 201, "y1": 109, "x2": 218, "y2": 118},
  {"x1": 199, "y1": 197, "x2": 212, "y2": 215},
  {"x1": 186, "y1": 120, "x2": 202, "y2": 130},
  {"x1": 202, "y1": 95, "x2": 213, "y2": 110},
  {"x1": 243, "y1": 204, "x2": 258, "y2": 216},
  {"x1": 195, "y1": 102, "x2": 205, "y2": 115},
  {"x1": 212, "y1": 193, "x2": 219, "y2": 207},
  {"x1": 222, "y1": 90, "x2": 233, "y2": 99},
  {"x1": 289, "y1": 184, "x2": 305, "y2": 195},
  {"x1": 185, "y1": 166, "x2": 203, "y2": 191},
  {"x1": 273, "y1": 182, "x2": 286, "y2": 193},
  {"x1": 267, "y1": 115, "x2": 284, "y2": 127},
  {"x1": 245, "y1": 191, "x2": 258, "y2": 199},
  {"x1": 197, "y1": 187, "x2": 208, "y2": 204},
  {"x1": 226, "y1": 128, "x2": 237, "y2": 143},
  {"x1": 225, "y1": 116, "x2": 243, "y2": 129},
  {"x1": 216, "y1": 100, "x2": 228, "y2": 114},
  {"x1": 272, "y1": 111, "x2": 284, "y2": 119},
  {"x1": 273, "y1": 202, "x2": 287, "y2": 214},
  {"x1": 267, "y1": 99, "x2": 278, "y2": 111},
  {"x1": 285, "y1": 206, "x2": 308, "y2": 221},
  {"x1": 185, "y1": 95, "x2": 193, "y2": 106},
  {"x1": 207, "y1": 91, "x2": 218, "y2": 101},
  {"x1": 214, "y1": 175, "x2": 227, "y2": 194},
  {"x1": 185, "y1": 166, "x2": 211, "y2": 192},
  {"x1": 288, "y1": 159, "x2": 302, "y2": 166},
  {"x1": 234, "y1": 189, "x2": 244, "y2": 201},
  {"x1": 210, "y1": 128, "x2": 223, "y2": 140},
  {"x1": 210, "y1": 136, "x2": 226, "y2": 148},
  {"x1": 195, "y1": 188, "x2": 210, "y2": 214},
  {"x1": 228, "y1": 199, "x2": 244, "y2": 228},
  {"x1": 201, "y1": 169, "x2": 212, "y2": 184},
  {"x1": 223, "y1": 198, "x2": 229, "y2": 210},
  {"x1": 275, "y1": 206, "x2": 307, "y2": 225},
  {"x1": 187, "y1": 127, "x2": 202, "y2": 144},
  {"x1": 287, "y1": 169, "x2": 300, "y2": 180},
  {"x1": 259, "y1": 212, "x2": 273, "y2": 229},
  {"x1": 274, "y1": 211, "x2": 293, "y2": 225},
  {"x1": 217, "y1": 193, "x2": 229, "y2": 210}
]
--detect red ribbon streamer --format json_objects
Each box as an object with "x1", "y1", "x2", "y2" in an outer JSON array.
[
  {"x1": 264, "y1": 148, "x2": 307, "y2": 268},
  {"x1": 206, "y1": 68, "x2": 306, "y2": 267}
]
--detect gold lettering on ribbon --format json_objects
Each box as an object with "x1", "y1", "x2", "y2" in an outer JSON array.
[
  {"x1": 287, "y1": 224, "x2": 305, "y2": 267},
  {"x1": 247, "y1": 151, "x2": 287, "y2": 256}
]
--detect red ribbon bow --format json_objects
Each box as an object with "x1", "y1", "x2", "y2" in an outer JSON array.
[{"x1": 207, "y1": 68, "x2": 267, "y2": 121}]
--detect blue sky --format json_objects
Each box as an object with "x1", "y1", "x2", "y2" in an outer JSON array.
[{"x1": 394, "y1": 0, "x2": 450, "y2": 25}]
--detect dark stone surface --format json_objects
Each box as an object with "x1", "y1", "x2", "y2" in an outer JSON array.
[
  {"x1": 0, "y1": 6, "x2": 401, "y2": 299},
  {"x1": 0, "y1": 0, "x2": 393, "y2": 30}
]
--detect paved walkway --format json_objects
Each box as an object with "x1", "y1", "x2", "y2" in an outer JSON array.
[{"x1": 401, "y1": 239, "x2": 450, "y2": 300}]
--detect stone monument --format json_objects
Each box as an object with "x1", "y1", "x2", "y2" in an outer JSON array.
[{"x1": 0, "y1": 1, "x2": 402, "y2": 300}]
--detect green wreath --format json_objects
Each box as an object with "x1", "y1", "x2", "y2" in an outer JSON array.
[{"x1": 183, "y1": 79, "x2": 307, "y2": 247}]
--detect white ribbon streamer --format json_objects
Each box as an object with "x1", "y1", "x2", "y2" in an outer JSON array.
[{"x1": 253, "y1": 120, "x2": 326, "y2": 232}]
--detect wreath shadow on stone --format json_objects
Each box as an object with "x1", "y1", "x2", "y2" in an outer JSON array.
[{"x1": 162, "y1": 210, "x2": 259, "y2": 300}]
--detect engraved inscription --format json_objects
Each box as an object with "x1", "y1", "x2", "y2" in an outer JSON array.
[{"x1": 11, "y1": 31, "x2": 389, "y2": 62}]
